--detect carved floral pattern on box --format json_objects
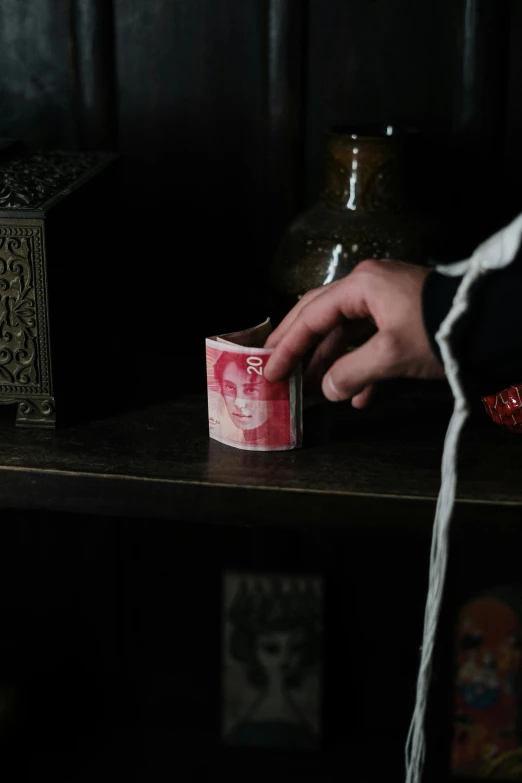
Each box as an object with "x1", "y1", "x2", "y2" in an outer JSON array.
[
  {"x1": 0, "y1": 233, "x2": 38, "y2": 386},
  {"x1": 0, "y1": 151, "x2": 102, "y2": 210}
]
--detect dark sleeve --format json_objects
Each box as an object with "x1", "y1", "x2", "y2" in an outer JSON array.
[{"x1": 422, "y1": 240, "x2": 522, "y2": 398}]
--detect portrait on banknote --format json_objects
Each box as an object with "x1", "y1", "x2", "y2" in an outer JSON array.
[{"x1": 206, "y1": 335, "x2": 301, "y2": 451}]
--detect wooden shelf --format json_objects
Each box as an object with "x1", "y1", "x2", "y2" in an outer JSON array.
[{"x1": 0, "y1": 381, "x2": 520, "y2": 526}]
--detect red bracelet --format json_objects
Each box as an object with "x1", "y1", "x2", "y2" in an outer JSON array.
[{"x1": 482, "y1": 384, "x2": 522, "y2": 433}]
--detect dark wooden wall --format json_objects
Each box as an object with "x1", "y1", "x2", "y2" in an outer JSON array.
[
  {"x1": 306, "y1": 0, "x2": 518, "y2": 256},
  {"x1": 2, "y1": 1, "x2": 521, "y2": 343}
]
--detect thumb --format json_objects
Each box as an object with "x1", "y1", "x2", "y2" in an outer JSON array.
[{"x1": 322, "y1": 331, "x2": 399, "y2": 402}]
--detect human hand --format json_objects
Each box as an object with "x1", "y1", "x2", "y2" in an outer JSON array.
[{"x1": 264, "y1": 259, "x2": 445, "y2": 408}]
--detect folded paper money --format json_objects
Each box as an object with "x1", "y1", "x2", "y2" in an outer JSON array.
[{"x1": 206, "y1": 318, "x2": 302, "y2": 451}]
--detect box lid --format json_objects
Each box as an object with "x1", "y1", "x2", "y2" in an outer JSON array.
[{"x1": 0, "y1": 142, "x2": 118, "y2": 218}]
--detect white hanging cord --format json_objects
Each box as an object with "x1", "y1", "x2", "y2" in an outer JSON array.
[{"x1": 405, "y1": 212, "x2": 522, "y2": 783}]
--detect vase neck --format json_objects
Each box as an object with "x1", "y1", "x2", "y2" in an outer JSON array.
[{"x1": 322, "y1": 134, "x2": 407, "y2": 214}]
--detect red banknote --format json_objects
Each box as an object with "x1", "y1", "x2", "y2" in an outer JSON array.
[{"x1": 206, "y1": 318, "x2": 302, "y2": 451}]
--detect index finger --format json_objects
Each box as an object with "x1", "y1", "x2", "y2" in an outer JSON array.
[
  {"x1": 264, "y1": 279, "x2": 364, "y2": 382},
  {"x1": 265, "y1": 281, "x2": 339, "y2": 350}
]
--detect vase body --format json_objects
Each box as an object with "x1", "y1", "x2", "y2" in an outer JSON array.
[{"x1": 268, "y1": 127, "x2": 440, "y2": 323}]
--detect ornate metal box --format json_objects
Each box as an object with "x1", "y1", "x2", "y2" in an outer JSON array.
[{"x1": 0, "y1": 140, "x2": 118, "y2": 427}]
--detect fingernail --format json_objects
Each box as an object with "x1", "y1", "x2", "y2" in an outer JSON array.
[{"x1": 325, "y1": 374, "x2": 341, "y2": 401}]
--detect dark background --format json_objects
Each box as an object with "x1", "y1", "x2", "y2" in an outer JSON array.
[
  {"x1": 1, "y1": 0, "x2": 522, "y2": 349},
  {"x1": 1, "y1": 2, "x2": 522, "y2": 780}
]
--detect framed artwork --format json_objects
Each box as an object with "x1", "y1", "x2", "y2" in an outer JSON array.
[
  {"x1": 221, "y1": 571, "x2": 322, "y2": 751},
  {"x1": 451, "y1": 587, "x2": 522, "y2": 779}
]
